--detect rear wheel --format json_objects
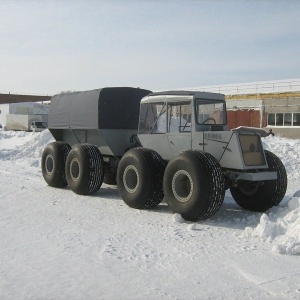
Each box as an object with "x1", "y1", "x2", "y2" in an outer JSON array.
[
  {"x1": 117, "y1": 147, "x2": 166, "y2": 209},
  {"x1": 65, "y1": 144, "x2": 104, "y2": 195},
  {"x1": 41, "y1": 142, "x2": 71, "y2": 188},
  {"x1": 230, "y1": 150, "x2": 287, "y2": 211},
  {"x1": 163, "y1": 150, "x2": 225, "y2": 221}
]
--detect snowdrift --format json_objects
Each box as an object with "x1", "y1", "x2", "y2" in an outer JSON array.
[
  {"x1": 1, "y1": 129, "x2": 300, "y2": 299},
  {"x1": 0, "y1": 129, "x2": 299, "y2": 256}
]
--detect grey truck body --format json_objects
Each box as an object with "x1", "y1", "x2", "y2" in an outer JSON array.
[
  {"x1": 48, "y1": 87, "x2": 151, "y2": 156},
  {"x1": 42, "y1": 87, "x2": 287, "y2": 221}
]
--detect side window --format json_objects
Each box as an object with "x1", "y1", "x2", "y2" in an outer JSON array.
[
  {"x1": 167, "y1": 103, "x2": 191, "y2": 133},
  {"x1": 267, "y1": 112, "x2": 300, "y2": 126},
  {"x1": 138, "y1": 102, "x2": 191, "y2": 134},
  {"x1": 276, "y1": 113, "x2": 283, "y2": 126},
  {"x1": 284, "y1": 113, "x2": 292, "y2": 126},
  {"x1": 156, "y1": 104, "x2": 167, "y2": 133},
  {"x1": 267, "y1": 113, "x2": 275, "y2": 125},
  {"x1": 293, "y1": 113, "x2": 300, "y2": 126},
  {"x1": 138, "y1": 102, "x2": 166, "y2": 134}
]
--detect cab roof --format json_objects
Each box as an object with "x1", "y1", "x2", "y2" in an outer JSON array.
[{"x1": 141, "y1": 90, "x2": 225, "y2": 104}]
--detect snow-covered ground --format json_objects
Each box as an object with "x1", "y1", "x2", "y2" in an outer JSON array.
[{"x1": 0, "y1": 129, "x2": 299, "y2": 299}]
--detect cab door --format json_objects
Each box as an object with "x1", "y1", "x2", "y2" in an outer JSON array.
[
  {"x1": 166, "y1": 102, "x2": 192, "y2": 156},
  {"x1": 137, "y1": 101, "x2": 174, "y2": 160}
]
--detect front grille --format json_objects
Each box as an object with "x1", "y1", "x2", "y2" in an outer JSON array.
[{"x1": 239, "y1": 134, "x2": 266, "y2": 166}]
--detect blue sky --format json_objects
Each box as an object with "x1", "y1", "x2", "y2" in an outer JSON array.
[{"x1": 0, "y1": 0, "x2": 300, "y2": 95}]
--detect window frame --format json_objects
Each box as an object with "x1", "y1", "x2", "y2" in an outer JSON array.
[
  {"x1": 195, "y1": 99, "x2": 227, "y2": 125},
  {"x1": 267, "y1": 112, "x2": 300, "y2": 127}
]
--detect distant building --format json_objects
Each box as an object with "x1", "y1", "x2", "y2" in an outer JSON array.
[
  {"x1": 0, "y1": 102, "x2": 49, "y2": 128},
  {"x1": 197, "y1": 79, "x2": 300, "y2": 139},
  {"x1": 0, "y1": 93, "x2": 51, "y2": 105},
  {"x1": 0, "y1": 93, "x2": 50, "y2": 129},
  {"x1": 225, "y1": 92, "x2": 300, "y2": 139}
]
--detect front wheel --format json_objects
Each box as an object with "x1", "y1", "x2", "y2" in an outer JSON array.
[
  {"x1": 230, "y1": 150, "x2": 287, "y2": 212},
  {"x1": 163, "y1": 150, "x2": 225, "y2": 221}
]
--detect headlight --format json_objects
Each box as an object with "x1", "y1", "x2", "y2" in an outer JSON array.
[{"x1": 239, "y1": 134, "x2": 266, "y2": 166}]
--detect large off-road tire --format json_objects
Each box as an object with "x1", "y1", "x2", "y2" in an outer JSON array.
[
  {"x1": 230, "y1": 150, "x2": 287, "y2": 212},
  {"x1": 65, "y1": 144, "x2": 104, "y2": 195},
  {"x1": 41, "y1": 142, "x2": 71, "y2": 188},
  {"x1": 117, "y1": 147, "x2": 166, "y2": 209},
  {"x1": 163, "y1": 150, "x2": 225, "y2": 221}
]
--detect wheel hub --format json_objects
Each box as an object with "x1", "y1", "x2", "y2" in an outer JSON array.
[
  {"x1": 70, "y1": 158, "x2": 80, "y2": 181},
  {"x1": 123, "y1": 165, "x2": 139, "y2": 193},
  {"x1": 239, "y1": 182, "x2": 260, "y2": 196},
  {"x1": 45, "y1": 154, "x2": 54, "y2": 175},
  {"x1": 172, "y1": 170, "x2": 194, "y2": 202}
]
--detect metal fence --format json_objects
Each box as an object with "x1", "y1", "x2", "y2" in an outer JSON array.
[
  {"x1": 194, "y1": 79, "x2": 300, "y2": 95},
  {"x1": 2, "y1": 79, "x2": 300, "y2": 97}
]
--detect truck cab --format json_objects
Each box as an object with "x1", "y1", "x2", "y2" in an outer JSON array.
[
  {"x1": 138, "y1": 91, "x2": 227, "y2": 159},
  {"x1": 138, "y1": 91, "x2": 266, "y2": 171}
]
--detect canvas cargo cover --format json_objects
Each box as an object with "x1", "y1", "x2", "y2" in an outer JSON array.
[{"x1": 48, "y1": 87, "x2": 151, "y2": 130}]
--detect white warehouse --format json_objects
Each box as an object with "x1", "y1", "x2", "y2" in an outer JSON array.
[{"x1": 0, "y1": 102, "x2": 49, "y2": 130}]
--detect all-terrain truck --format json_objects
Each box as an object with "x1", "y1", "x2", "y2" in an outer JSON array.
[{"x1": 41, "y1": 87, "x2": 287, "y2": 221}]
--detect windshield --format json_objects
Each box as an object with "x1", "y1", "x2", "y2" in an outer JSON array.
[{"x1": 195, "y1": 99, "x2": 226, "y2": 125}]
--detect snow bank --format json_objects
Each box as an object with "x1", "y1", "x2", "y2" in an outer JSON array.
[
  {"x1": 0, "y1": 129, "x2": 53, "y2": 163},
  {"x1": 1, "y1": 130, "x2": 299, "y2": 256},
  {"x1": 246, "y1": 136, "x2": 300, "y2": 256},
  {"x1": 246, "y1": 195, "x2": 300, "y2": 255},
  {"x1": 262, "y1": 135, "x2": 300, "y2": 180}
]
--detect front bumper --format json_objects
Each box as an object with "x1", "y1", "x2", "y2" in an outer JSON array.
[{"x1": 228, "y1": 171, "x2": 277, "y2": 182}]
